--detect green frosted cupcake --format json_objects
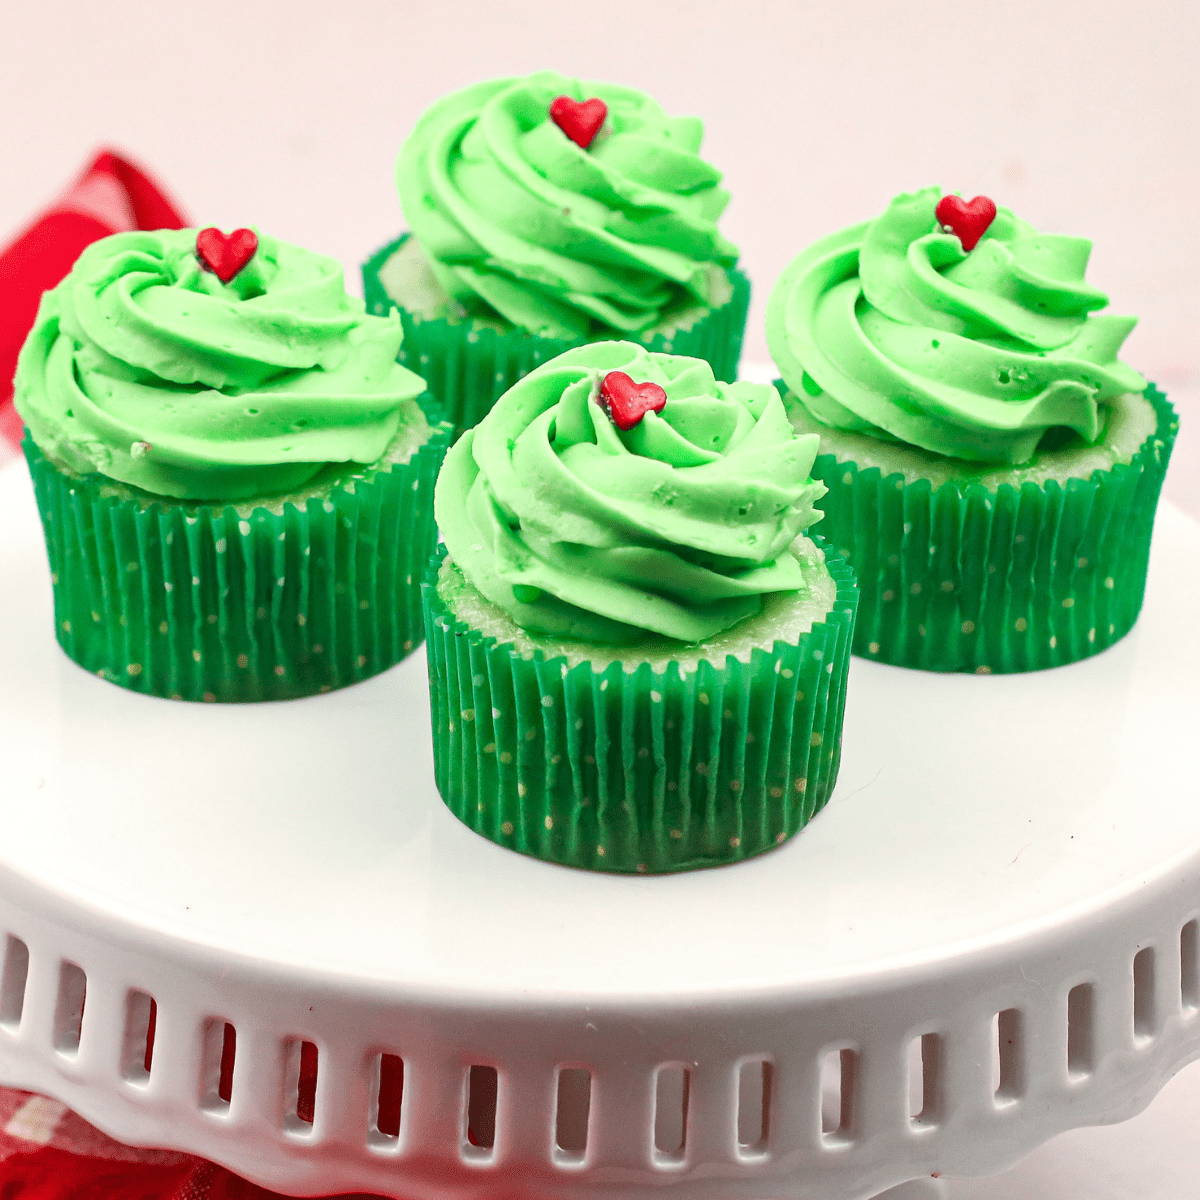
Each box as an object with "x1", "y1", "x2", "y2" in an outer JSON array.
[
  {"x1": 15, "y1": 227, "x2": 452, "y2": 702},
  {"x1": 767, "y1": 188, "x2": 1177, "y2": 674},
  {"x1": 423, "y1": 342, "x2": 857, "y2": 874},
  {"x1": 364, "y1": 70, "x2": 750, "y2": 436}
]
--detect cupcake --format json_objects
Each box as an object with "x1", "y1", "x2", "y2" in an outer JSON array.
[
  {"x1": 422, "y1": 341, "x2": 857, "y2": 874},
  {"x1": 364, "y1": 70, "x2": 750, "y2": 436},
  {"x1": 15, "y1": 226, "x2": 452, "y2": 702},
  {"x1": 766, "y1": 187, "x2": 1177, "y2": 674}
]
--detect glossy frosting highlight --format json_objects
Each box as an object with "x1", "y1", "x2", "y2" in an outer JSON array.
[
  {"x1": 396, "y1": 70, "x2": 739, "y2": 340},
  {"x1": 15, "y1": 228, "x2": 427, "y2": 501},
  {"x1": 766, "y1": 187, "x2": 1146, "y2": 464},
  {"x1": 435, "y1": 343, "x2": 826, "y2": 644}
]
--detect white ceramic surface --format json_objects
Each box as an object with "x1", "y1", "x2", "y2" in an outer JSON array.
[
  {"x1": 0, "y1": 464, "x2": 1196, "y2": 1001},
  {"x1": 0, "y1": 457, "x2": 1199, "y2": 1200}
]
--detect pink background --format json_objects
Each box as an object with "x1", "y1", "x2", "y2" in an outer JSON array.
[
  {"x1": 1, "y1": 0, "x2": 1195, "y2": 514},
  {"x1": 0, "y1": 3, "x2": 1198, "y2": 1195}
]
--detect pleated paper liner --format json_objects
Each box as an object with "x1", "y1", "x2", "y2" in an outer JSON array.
[
  {"x1": 363, "y1": 234, "x2": 751, "y2": 436},
  {"x1": 23, "y1": 412, "x2": 452, "y2": 703},
  {"x1": 777, "y1": 384, "x2": 1176, "y2": 674},
  {"x1": 422, "y1": 541, "x2": 858, "y2": 874}
]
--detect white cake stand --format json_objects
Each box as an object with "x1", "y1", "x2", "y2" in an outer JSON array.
[{"x1": 0, "y1": 458, "x2": 1198, "y2": 1200}]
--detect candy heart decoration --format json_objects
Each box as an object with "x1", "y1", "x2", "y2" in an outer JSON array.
[
  {"x1": 195, "y1": 227, "x2": 259, "y2": 283},
  {"x1": 599, "y1": 371, "x2": 667, "y2": 431},
  {"x1": 549, "y1": 96, "x2": 608, "y2": 149},
  {"x1": 934, "y1": 194, "x2": 997, "y2": 252}
]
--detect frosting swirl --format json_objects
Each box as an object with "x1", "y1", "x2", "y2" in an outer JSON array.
[
  {"x1": 435, "y1": 343, "x2": 826, "y2": 644},
  {"x1": 766, "y1": 187, "x2": 1146, "y2": 464},
  {"x1": 396, "y1": 70, "x2": 739, "y2": 341},
  {"x1": 15, "y1": 228, "x2": 427, "y2": 501}
]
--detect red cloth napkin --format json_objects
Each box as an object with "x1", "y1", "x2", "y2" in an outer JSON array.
[
  {"x1": 0, "y1": 152, "x2": 397, "y2": 1200},
  {"x1": 0, "y1": 148, "x2": 188, "y2": 461},
  {"x1": 0, "y1": 1086, "x2": 393, "y2": 1199}
]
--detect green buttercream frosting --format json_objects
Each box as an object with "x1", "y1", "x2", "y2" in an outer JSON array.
[
  {"x1": 15, "y1": 228, "x2": 428, "y2": 501},
  {"x1": 396, "y1": 70, "x2": 739, "y2": 341},
  {"x1": 766, "y1": 187, "x2": 1146, "y2": 464},
  {"x1": 435, "y1": 342, "x2": 826, "y2": 644}
]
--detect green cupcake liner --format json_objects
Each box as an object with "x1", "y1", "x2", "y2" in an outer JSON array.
[
  {"x1": 783, "y1": 384, "x2": 1177, "y2": 674},
  {"x1": 422, "y1": 542, "x2": 858, "y2": 874},
  {"x1": 363, "y1": 234, "x2": 751, "y2": 436},
  {"x1": 24, "y1": 416, "x2": 452, "y2": 702}
]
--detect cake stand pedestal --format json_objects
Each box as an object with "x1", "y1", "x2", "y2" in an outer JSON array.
[{"x1": 0, "y1": 459, "x2": 1198, "y2": 1200}]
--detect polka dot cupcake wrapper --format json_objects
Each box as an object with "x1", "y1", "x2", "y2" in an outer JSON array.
[
  {"x1": 23, "y1": 420, "x2": 451, "y2": 703},
  {"x1": 422, "y1": 541, "x2": 858, "y2": 875},
  {"x1": 363, "y1": 234, "x2": 751, "y2": 437},
  {"x1": 804, "y1": 385, "x2": 1176, "y2": 674}
]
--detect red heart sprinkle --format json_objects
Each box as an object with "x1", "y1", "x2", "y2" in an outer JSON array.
[
  {"x1": 934, "y1": 194, "x2": 997, "y2": 252},
  {"x1": 195, "y1": 227, "x2": 259, "y2": 284},
  {"x1": 599, "y1": 371, "x2": 667, "y2": 431},
  {"x1": 549, "y1": 96, "x2": 608, "y2": 149}
]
